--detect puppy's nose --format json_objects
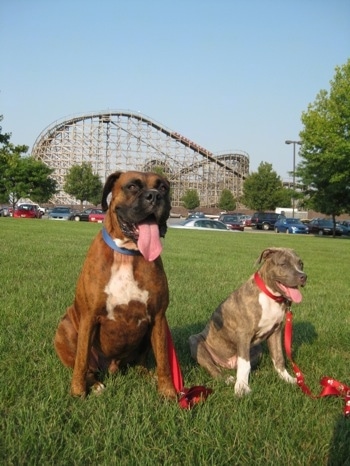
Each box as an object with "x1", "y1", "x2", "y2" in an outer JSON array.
[
  {"x1": 144, "y1": 189, "x2": 160, "y2": 204},
  {"x1": 299, "y1": 273, "x2": 307, "y2": 285}
]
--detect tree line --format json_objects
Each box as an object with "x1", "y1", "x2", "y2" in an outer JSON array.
[{"x1": 1, "y1": 59, "x2": 349, "y2": 215}]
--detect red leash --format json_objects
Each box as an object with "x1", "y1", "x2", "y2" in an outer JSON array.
[
  {"x1": 165, "y1": 322, "x2": 213, "y2": 409},
  {"x1": 285, "y1": 310, "x2": 350, "y2": 416}
]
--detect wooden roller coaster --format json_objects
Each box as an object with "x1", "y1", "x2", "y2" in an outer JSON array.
[{"x1": 32, "y1": 110, "x2": 250, "y2": 206}]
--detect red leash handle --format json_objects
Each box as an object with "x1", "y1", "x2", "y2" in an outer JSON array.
[
  {"x1": 165, "y1": 321, "x2": 213, "y2": 409},
  {"x1": 285, "y1": 310, "x2": 350, "y2": 416}
]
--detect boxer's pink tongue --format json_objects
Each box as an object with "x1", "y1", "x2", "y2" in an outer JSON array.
[
  {"x1": 137, "y1": 222, "x2": 162, "y2": 261},
  {"x1": 277, "y1": 283, "x2": 302, "y2": 303}
]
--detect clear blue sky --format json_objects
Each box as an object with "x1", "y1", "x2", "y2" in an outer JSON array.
[{"x1": 1, "y1": 0, "x2": 349, "y2": 181}]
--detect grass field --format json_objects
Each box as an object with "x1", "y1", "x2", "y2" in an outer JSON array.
[{"x1": 1, "y1": 218, "x2": 349, "y2": 465}]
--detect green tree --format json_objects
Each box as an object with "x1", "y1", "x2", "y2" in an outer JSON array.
[
  {"x1": 219, "y1": 189, "x2": 236, "y2": 211},
  {"x1": 0, "y1": 115, "x2": 11, "y2": 145},
  {"x1": 242, "y1": 162, "x2": 286, "y2": 210},
  {"x1": 0, "y1": 119, "x2": 27, "y2": 203},
  {"x1": 4, "y1": 157, "x2": 57, "y2": 207},
  {"x1": 275, "y1": 187, "x2": 293, "y2": 208},
  {"x1": 181, "y1": 189, "x2": 200, "y2": 210},
  {"x1": 296, "y1": 59, "x2": 350, "y2": 224},
  {"x1": 64, "y1": 163, "x2": 103, "y2": 206},
  {"x1": 0, "y1": 117, "x2": 57, "y2": 206}
]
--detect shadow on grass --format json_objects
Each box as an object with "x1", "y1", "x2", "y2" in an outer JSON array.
[
  {"x1": 290, "y1": 320, "x2": 318, "y2": 352},
  {"x1": 327, "y1": 415, "x2": 350, "y2": 465}
]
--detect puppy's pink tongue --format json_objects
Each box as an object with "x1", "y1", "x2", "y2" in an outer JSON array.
[
  {"x1": 137, "y1": 222, "x2": 162, "y2": 261},
  {"x1": 278, "y1": 284, "x2": 302, "y2": 303}
]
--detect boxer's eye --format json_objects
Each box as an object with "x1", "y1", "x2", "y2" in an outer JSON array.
[
  {"x1": 158, "y1": 183, "x2": 168, "y2": 193},
  {"x1": 127, "y1": 183, "x2": 140, "y2": 193}
]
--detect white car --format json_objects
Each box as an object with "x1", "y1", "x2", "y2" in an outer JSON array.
[{"x1": 170, "y1": 218, "x2": 232, "y2": 231}]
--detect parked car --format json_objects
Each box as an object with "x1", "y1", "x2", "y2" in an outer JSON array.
[
  {"x1": 171, "y1": 218, "x2": 231, "y2": 231},
  {"x1": 239, "y1": 214, "x2": 252, "y2": 227},
  {"x1": 274, "y1": 218, "x2": 309, "y2": 234},
  {"x1": 250, "y1": 212, "x2": 284, "y2": 230},
  {"x1": 13, "y1": 203, "x2": 42, "y2": 219},
  {"x1": 308, "y1": 218, "x2": 342, "y2": 236},
  {"x1": 89, "y1": 211, "x2": 105, "y2": 223},
  {"x1": 169, "y1": 211, "x2": 182, "y2": 218},
  {"x1": 339, "y1": 220, "x2": 350, "y2": 228},
  {"x1": 0, "y1": 206, "x2": 11, "y2": 217},
  {"x1": 71, "y1": 208, "x2": 103, "y2": 222},
  {"x1": 186, "y1": 212, "x2": 206, "y2": 219},
  {"x1": 336, "y1": 223, "x2": 350, "y2": 236},
  {"x1": 218, "y1": 214, "x2": 244, "y2": 231},
  {"x1": 48, "y1": 206, "x2": 75, "y2": 220},
  {"x1": 17, "y1": 203, "x2": 45, "y2": 215}
]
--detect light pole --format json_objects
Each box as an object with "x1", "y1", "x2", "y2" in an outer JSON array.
[{"x1": 285, "y1": 140, "x2": 301, "y2": 218}]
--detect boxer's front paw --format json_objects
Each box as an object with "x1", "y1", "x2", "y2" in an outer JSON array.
[
  {"x1": 158, "y1": 379, "x2": 177, "y2": 399},
  {"x1": 70, "y1": 382, "x2": 87, "y2": 398}
]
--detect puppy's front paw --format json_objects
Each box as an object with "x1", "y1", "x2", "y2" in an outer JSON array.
[
  {"x1": 276, "y1": 368, "x2": 296, "y2": 384},
  {"x1": 234, "y1": 380, "x2": 251, "y2": 396},
  {"x1": 225, "y1": 375, "x2": 235, "y2": 385}
]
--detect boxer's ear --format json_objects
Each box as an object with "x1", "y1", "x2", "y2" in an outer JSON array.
[{"x1": 101, "y1": 171, "x2": 123, "y2": 211}]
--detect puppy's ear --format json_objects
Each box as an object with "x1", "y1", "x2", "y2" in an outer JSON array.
[
  {"x1": 256, "y1": 248, "x2": 280, "y2": 264},
  {"x1": 101, "y1": 171, "x2": 123, "y2": 211}
]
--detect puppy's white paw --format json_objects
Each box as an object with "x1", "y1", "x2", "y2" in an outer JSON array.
[
  {"x1": 225, "y1": 375, "x2": 235, "y2": 385},
  {"x1": 234, "y1": 380, "x2": 251, "y2": 396},
  {"x1": 277, "y1": 368, "x2": 296, "y2": 384},
  {"x1": 92, "y1": 381, "x2": 106, "y2": 395}
]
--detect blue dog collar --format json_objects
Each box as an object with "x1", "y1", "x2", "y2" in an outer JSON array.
[{"x1": 102, "y1": 228, "x2": 141, "y2": 256}]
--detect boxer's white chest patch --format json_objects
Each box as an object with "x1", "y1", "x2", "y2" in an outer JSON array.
[
  {"x1": 104, "y1": 261, "x2": 149, "y2": 320},
  {"x1": 256, "y1": 293, "x2": 284, "y2": 336}
]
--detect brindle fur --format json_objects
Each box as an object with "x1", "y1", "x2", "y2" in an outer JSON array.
[
  {"x1": 54, "y1": 171, "x2": 176, "y2": 399},
  {"x1": 189, "y1": 248, "x2": 307, "y2": 395}
]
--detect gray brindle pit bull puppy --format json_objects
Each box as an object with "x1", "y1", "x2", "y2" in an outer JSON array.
[{"x1": 189, "y1": 248, "x2": 307, "y2": 396}]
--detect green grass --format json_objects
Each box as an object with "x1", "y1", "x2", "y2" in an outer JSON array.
[{"x1": 1, "y1": 218, "x2": 349, "y2": 465}]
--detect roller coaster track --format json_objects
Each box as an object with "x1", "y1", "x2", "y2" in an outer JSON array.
[{"x1": 32, "y1": 109, "x2": 249, "y2": 206}]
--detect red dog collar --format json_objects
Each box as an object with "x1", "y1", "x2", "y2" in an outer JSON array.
[{"x1": 254, "y1": 272, "x2": 287, "y2": 304}]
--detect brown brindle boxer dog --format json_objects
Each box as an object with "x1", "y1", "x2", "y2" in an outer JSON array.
[
  {"x1": 54, "y1": 171, "x2": 177, "y2": 399},
  {"x1": 189, "y1": 248, "x2": 307, "y2": 396}
]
